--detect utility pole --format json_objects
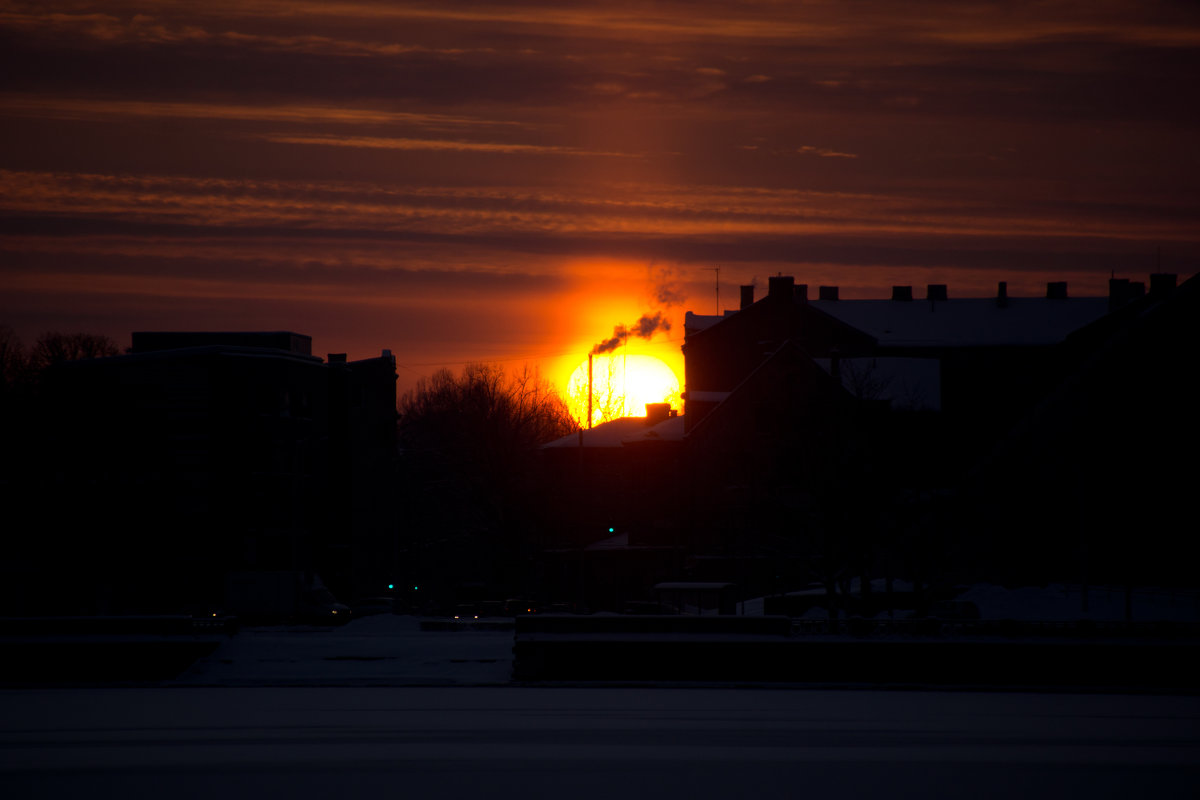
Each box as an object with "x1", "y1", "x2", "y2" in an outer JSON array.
[{"x1": 708, "y1": 266, "x2": 720, "y2": 314}]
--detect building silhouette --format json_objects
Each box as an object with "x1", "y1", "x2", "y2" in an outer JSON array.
[
  {"x1": 15, "y1": 332, "x2": 397, "y2": 616},
  {"x1": 539, "y1": 273, "x2": 1197, "y2": 612}
]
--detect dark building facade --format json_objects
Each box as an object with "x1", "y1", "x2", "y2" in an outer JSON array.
[
  {"x1": 16, "y1": 332, "x2": 397, "y2": 615},
  {"x1": 682, "y1": 272, "x2": 1198, "y2": 594}
]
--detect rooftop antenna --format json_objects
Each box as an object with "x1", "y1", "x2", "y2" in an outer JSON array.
[{"x1": 708, "y1": 266, "x2": 720, "y2": 314}]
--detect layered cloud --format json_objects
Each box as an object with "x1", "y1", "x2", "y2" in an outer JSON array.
[
  {"x1": 2, "y1": 0, "x2": 1198, "y2": 378},
  {"x1": 4, "y1": 169, "x2": 1190, "y2": 245}
]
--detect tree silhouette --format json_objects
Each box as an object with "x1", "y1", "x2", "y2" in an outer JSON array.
[
  {"x1": 29, "y1": 331, "x2": 119, "y2": 371},
  {"x1": 567, "y1": 356, "x2": 625, "y2": 427},
  {"x1": 397, "y1": 363, "x2": 578, "y2": 601},
  {"x1": 0, "y1": 326, "x2": 28, "y2": 399},
  {"x1": 399, "y1": 363, "x2": 576, "y2": 458}
]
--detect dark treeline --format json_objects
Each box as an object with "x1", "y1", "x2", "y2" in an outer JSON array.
[
  {"x1": 0, "y1": 328, "x2": 123, "y2": 614},
  {"x1": 0, "y1": 327, "x2": 122, "y2": 465},
  {"x1": 396, "y1": 363, "x2": 578, "y2": 609},
  {"x1": 0, "y1": 327, "x2": 120, "y2": 394}
]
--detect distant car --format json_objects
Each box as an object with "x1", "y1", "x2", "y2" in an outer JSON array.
[
  {"x1": 300, "y1": 587, "x2": 351, "y2": 625},
  {"x1": 452, "y1": 604, "x2": 480, "y2": 620},
  {"x1": 505, "y1": 599, "x2": 540, "y2": 616}
]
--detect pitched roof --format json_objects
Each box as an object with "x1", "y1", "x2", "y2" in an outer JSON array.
[
  {"x1": 812, "y1": 297, "x2": 1111, "y2": 347},
  {"x1": 688, "y1": 295, "x2": 1113, "y2": 348}
]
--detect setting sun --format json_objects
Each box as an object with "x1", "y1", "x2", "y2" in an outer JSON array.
[{"x1": 566, "y1": 353, "x2": 681, "y2": 427}]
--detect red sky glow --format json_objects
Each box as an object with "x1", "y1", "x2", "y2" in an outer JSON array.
[{"x1": 2, "y1": 0, "x2": 1197, "y2": 399}]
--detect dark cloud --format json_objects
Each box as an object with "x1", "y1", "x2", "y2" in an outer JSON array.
[{"x1": 0, "y1": 243, "x2": 567, "y2": 295}]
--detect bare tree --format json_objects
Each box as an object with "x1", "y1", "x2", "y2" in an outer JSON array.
[
  {"x1": 0, "y1": 326, "x2": 27, "y2": 396},
  {"x1": 567, "y1": 356, "x2": 626, "y2": 427},
  {"x1": 399, "y1": 363, "x2": 576, "y2": 456},
  {"x1": 840, "y1": 358, "x2": 893, "y2": 403},
  {"x1": 29, "y1": 331, "x2": 119, "y2": 371},
  {"x1": 397, "y1": 363, "x2": 578, "y2": 597}
]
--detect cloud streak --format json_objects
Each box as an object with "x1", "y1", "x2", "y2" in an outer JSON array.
[
  {"x1": 258, "y1": 134, "x2": 636, "y2": 157},
  {"x1": 0, "y1": 94, "x2": 530, "y2": 130}
]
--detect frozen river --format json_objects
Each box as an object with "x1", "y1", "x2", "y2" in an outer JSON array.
[{"x1": 3, "y1": 686, "x2": 1198, "y2": 798}]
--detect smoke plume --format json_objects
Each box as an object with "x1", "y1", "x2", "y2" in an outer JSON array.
[
  {"x1": 591, "y1": 311, "x2": 671, "y2": 354},
  {"x1": 650, "y1": 262, "x2": 686, "y2": 307}
]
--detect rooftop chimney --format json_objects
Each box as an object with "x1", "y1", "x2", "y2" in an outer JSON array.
[
  {"x1": 1046, "y1": 281, "x2": 1068, "y2": 299},
  {"x1": 1109, "y1": 278, "x2": 1133, "y2": 311},
  {"x1": 794, "y1": 283, "x2": 809, "y2": 303},
  {"x1": 891, "y1": 285, "x2": 913, "y2": 302},
  {"x1": 818, "y1": 285, "x2": 839, "y2": 301},
  {"x1": 996, "y1": 281, "x2": 1008, "y2": 308},
  {"x1": 926, "y1": 284, "x2": 948, "y2": 302},
  {"x1": 645, "y1": 403, "x2": 671, "y2": 426},
  {"x1": 768, "y1": 275, "x2": 795, "y2": 299},
  {"x1": 739, "y1": 285, "x2": 755, "y2": 309}
]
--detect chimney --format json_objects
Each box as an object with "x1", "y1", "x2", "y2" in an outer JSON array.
[
  {"x1": 996, "y1": 281, "x2": 1008, "y2": 308},
  {"x1": 926, "y1": 284, "x2": 948, "y2": 302},
  {"x1": 1046, "y1": 281, "x2": 1068, "y2": 299},
  {"x1": 818, "y1": 285, "x2": 839, "y2": 301},
  {"x1": 1150, "y1": 273, "x2": 1177, "y2": 298},
  {"x1": 794, "y1": 283, "x2": 809, "y2": 303},
  {"x1": 645, "y1": 403, "x2": 671, "y2": 426},
  {"x1": 739, "y1": 285, "x2": 755, "y2": 309},
  {"x1": 768, "y1": 275, "x2": 795, "y2": 299},
  {"x1": 1109, "y1": 278, "x2": 1129, "y2": 310},
  {"x1": 1108, "y1": 278, "x2": 1146, "y2": 311},
  {"x1": 327, "y1": 353, "x2": 347, "y2": 364},
  {"x1": 891, "y1": 285, "x2": 913, "y2": 302}
]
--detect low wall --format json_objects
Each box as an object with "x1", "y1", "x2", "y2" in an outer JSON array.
[
  {"x1": 0, "y1": 616, "x2": 232, "y2": 684},
  {"x1": 511, "y1": 616, "x2": 1200, "y2": 688}
]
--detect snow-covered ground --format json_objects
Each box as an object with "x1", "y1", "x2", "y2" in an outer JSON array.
[
  {"x1": 176, "y1": 613, "x2": 514, "y2": 687},
  {"x1": 7, "y1": 590, "x2": 1198, "y2": 798},
  {"x1": 170, "y1": 582, "x2": 1199, "y2": 688},
  {"x1": 2, "y1": 686, "x2": 1197, "y2": 799}
]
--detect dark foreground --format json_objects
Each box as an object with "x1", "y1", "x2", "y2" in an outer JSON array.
[{"x1": 2, "y1": 687, "x2": 1197, "y2": 799}]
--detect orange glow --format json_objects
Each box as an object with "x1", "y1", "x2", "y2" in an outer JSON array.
[{"x1": 566, "y1": 353, "x2": 681, "y2": 427}]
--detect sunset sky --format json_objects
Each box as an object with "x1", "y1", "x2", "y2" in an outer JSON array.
[{"x1": 2, "y1": 1, "x2": 1198, "y2": 399}]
